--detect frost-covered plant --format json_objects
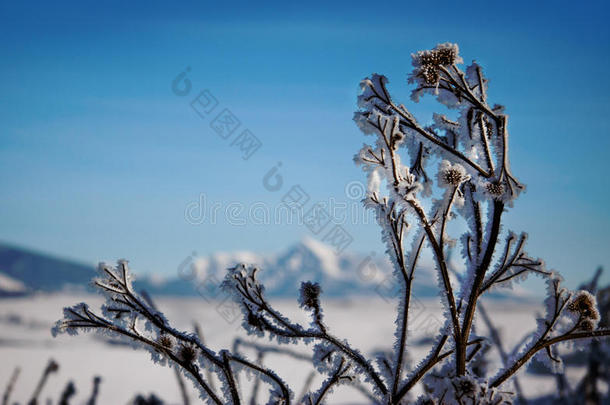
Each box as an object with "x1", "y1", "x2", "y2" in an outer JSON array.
[
  {"x1": 53, "y1": 261, "x2": 291, "y2": 404},
  {"x1": 131, "y1": 393, "x2": 166, "y2": 405},
  {"x1": 531, "y1": 268, "x2": 610, "y2": 404},
  {"x1": 53, "y1": 44, "x2": 610, "y2": 404},
  {"x1": 350, "y1": 42, "x2": 610, "y2": 403},
  {"x1": 28, "y1": 358, "x2": 59, "y2": 405},
  {"x1": 86, "y1": 376, "x2": 102, "y2": 405},
  {"x1": 59, "y1": 381, "x2": 76, "y2": 405},
  {"x1": 2, "y1": 367, "x2": 20, "y2": 405},
  {"x1": 2, "y1": 365, "x2": 101, "y2": 405}
]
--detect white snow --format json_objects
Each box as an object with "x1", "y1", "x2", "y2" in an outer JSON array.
[
  {"x1": 0, "y1": 271, "x2": 27, "y2": 293},
  {"x1": 0, "y1": 293, "x2": 588, "y2": 404}
]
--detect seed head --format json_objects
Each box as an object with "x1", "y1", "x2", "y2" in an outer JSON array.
[
  {"x1": 47, "y1": 360, "x2": 59, "y2": 374},
  {"x1": 414, "y1": 44, "x2": 460, "y2": 85},
  {"x1": 300, "y1": 281, "x2": 321, "y2": 309},
  {"x1": 418, "y1": 45, "x2": 458, "y2": 67},
  {"x1": 438, "y1": 161, "x2": 468, "y2": 188},
  {"x1": 486, "y1": 182, "x2": 504, "y2": 196},
  {"x1": 436, "y1": 46, "x2": 458, "y2": 66},
  {"x1": 158, "y1": 335, "x2": 173, "y2": 350},
  {"x1": 443, "y1": 169, "x2": 464, "y2": 186},
  {"x1": 568, "y1": 291, "x2": 600, "y2": 321},
  {"x1": 419, "y1": 64, "x2": 440, "y2": 85},
  {"x1": 178, "y1": 344, "x2": 197, "y2": 364}
]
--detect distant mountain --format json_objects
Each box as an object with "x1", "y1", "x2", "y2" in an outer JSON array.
[
  {"x1": 0, "y1": 244, "x2": 93, "y2": 294},
  {"x1": 0, "y1": 271, "x2": 29, "y2": 297},
  {"x1": 188, "y1": 237, "x2": 437, "y2": 298},
  {"x1": 0, "y1": 243, "x2": 194, "y2": 297},
  {"x1": 0, "y1": 240, "x2": 526, "y2": 299}
]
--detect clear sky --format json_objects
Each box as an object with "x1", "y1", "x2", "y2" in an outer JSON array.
[{"x1": 1, "y1": 0, "x2": 609, "y2": 289}]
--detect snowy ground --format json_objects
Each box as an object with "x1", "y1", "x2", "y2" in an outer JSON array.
[{"x1": 0, "y1": 294, "x2": 589, "y2": 404}]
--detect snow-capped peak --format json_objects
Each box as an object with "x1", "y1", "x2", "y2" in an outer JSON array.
[
  {"x1": 0, "y1": 271, "x2": 28, "y2": 293},
  {"x1": 277, "y1": 236, "x2": 343, "y2": 279}
]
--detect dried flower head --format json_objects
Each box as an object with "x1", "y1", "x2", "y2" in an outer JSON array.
[
  {"x1": 419, "y1": 64, "x2": 440, "y2": 85},
  {"x1": 438, "y1": 160, "x2": 468, "y2": 188},
  {"x1": 568, "y1": 290, "x2": 600, "y2": 321},
  {"x1": 444, "y1": 169, "x2": 463, "y2": 186},
  {"x1": 417, "y1": 44, "x2": 459, "y2": 67},
  {"x1": 158, "y1": 335, "x2": 173, "y2": 349},
  {"x1": 178, "y1": 344, "x2": 198, "y2": 364},
  {"x1": 47, "y1": 359, "x2": 59, "y2": 373},
  {"x1": 299, "y1": 281, "x2": 321, "y2": 309},
  {"x1": 413, "y1": 43, "x2": 462, "y2": 85},
  {"x1": 436, "y1": 46, "x2": 459, "y2": 65},
  {"x1": 486, "y1": 181, "x2": 504, "y2": 197},
  {"x1": 391, "y1": 131, "x2": 405, "y2": 146}
]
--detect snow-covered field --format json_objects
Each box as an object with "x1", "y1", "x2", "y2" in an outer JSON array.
[{"x1": 0, "y1": 294, "x2": 588, "y2": 404}]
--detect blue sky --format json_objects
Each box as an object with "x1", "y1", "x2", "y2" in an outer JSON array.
[{"x1": 1, "y1": 0, "x2": 609, "y2": 289}]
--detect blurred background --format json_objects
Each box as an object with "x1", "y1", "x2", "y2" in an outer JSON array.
[{"x1": 1, "y1": 1, "x2": 610, "y2": 403}]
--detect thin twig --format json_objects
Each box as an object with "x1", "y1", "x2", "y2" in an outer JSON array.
[{"x1": 2, "y1": 367, "x2": 20, "y2": 405}]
